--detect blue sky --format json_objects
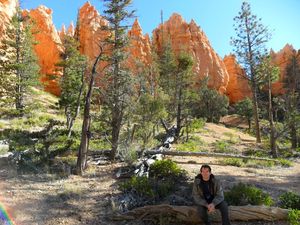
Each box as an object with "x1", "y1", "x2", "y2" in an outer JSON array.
[{"x1": 21, "y1": 0, "x2": 300, "y2": 58}]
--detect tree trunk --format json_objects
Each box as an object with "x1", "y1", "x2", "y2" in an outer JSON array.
[
  {"x1": 67, "y1": 69, "x2": 85, "y2": 138},
  {"x1": 268, "y1": 73, "x2": 277, "y2": 158},
  {"x1": 110, "y1": 107, "x2": 122, "y2": 161},
  {"x1": 113, "y1": 204, "x2": 288, "y2": 223},
  {"x1": 252, "y1": 86, "x2": 261, "y2": 143},
  {"x1": 247, "y1": 118, "x2": 251, "y2": 131},
  {"x1": 290, "y1": 123, "x2": 298, "y2": 149},
  {"x1": 76, "y1": 79, "x2": 92, "y2": 175},
  {"x1": 76, "y1": 52, "x2": 102, "y2": 175},
  {"x1": 15, "y1": 18, "x2": 23, "y2": 111},
  {"x1": 175, "y1": 86, "x2": 182, "y2": 139},
  {"x1": 144, "y1": 149, "x2": 280, "y2": 162}
]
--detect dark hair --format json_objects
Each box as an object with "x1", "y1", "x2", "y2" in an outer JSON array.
[{"x1": 200, "y1": 164, "x2": 211, "y2": 172}]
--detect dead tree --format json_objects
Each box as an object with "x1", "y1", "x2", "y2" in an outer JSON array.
[{"x1": 113, "y1": 204, "x2": 288, "y2": 223}]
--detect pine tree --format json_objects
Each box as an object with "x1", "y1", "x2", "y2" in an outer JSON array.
[
  {"x1": 235, "y1": 98, "x2": 253, "y2": 130},
  {"x1": 158, "y1": 43, "x2": 196, "y2": 139},
  {"x1": 284, "y1": 50, "x2": 300, "y2": 149},
  {"x1": 231, "y1": 1, "x2": 271, "y2": 143},
  {"x1": 193, "y1": 78, "x2": 229, "y2": 123},
  {"x1": 0, "y1": 7, "x2": 39, "y2": 111},
  {"x1": 57, "y1": 35, "x2": 87, "y2": 137},
  {"x1": 174, "y1": 53, "x2": 194, "y2": 138},
  {"x1": 257, "y1": 56, "x2": 280, "y2": 157},
  {"x1": 101, "y1": 0, "x2": 135, "y2": 160}
]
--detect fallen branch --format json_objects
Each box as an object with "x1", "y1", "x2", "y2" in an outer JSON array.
[
  {"x1": 144, "y1": 150, "x2": 280, "y2": 162},
  {"x1": 113, "y1": 204, "x2": 288, "y2": 223}
]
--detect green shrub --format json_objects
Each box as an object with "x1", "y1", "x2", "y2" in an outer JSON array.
[
  {"x1": 176, "y1": 137, "x2": 204, "y2": 152},
  {"x1": 213, "y1": 140, "x2": 232, "y2": 153},
  {"x1": 244, "y1": 149, "x2": 269, "y2": 157},
  {"x1": 120, "y1": 160, "x2": 187, "y2": 201},
  {"x1": 225, "y1": 183, "x2": 273, "y2": 206},
  {"x1": 279, "y1": 192, "x2": 300, "y2": 209},
  {"x1": 190, "y1": 118, "x2": 206, "y2": 132},
  {"x1": 156, "y1": 180, "x2": 173, "y2": 198},
  {"x1": 223, "y1": 132, "x2": 239, "y2": 144},
  {"x1": 221, "y1": 158, "x2": 243, "y2": 167},
  {"x1": 277, "y1": 158, "x2": 293, "y2": 167},
  {"x1": 120, "y1": 176, "x2": 154, "y2": 198},
  {"x1": 149, "y1": 159, "x2": 184, "y2": 179},
  {"x1": 288, "y1": 209, "x2": 300, "y2": 225},
  {"x1": 245, "y1": 159, "x2": 275, "y2": 168}
]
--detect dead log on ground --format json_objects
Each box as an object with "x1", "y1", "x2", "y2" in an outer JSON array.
[
  {"x1": 113, "y1": 204, "x2": 288, "y2": 223},
  {"x1": 144, "y1": 150, "x2": 280, "y2": 162}
]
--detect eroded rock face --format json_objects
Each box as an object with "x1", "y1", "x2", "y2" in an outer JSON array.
[
  {"x1": 223, "y1": 54, "x2": 252, "y2": 104},
  {"x1": 28, "y1": 6, "x2": 63, "y2": 96},
  {"x1": 76, "y1": 2, "x2": 110, "y2": 85},
  {"x1": 127, "y1": 19, "x2": 152, "y2": 74},
  {"x1": 270, "y1": 44, "x2": 297, "y2": 95},
  {"x1": 152, "y1": 13, "x2": 229, "y2": 93},
  {"x1": 0, "y1": 0, "x2": 18, "y2": 40}
]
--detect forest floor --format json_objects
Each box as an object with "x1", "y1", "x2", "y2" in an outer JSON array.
[{"x1": 0, "y1": 122, "x2": 299, "y2": 225}]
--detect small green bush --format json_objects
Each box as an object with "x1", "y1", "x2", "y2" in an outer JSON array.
[
  {"x1": 277, "y1": 158, "x2": 293, "y2": 167},
  {"x1": 225, "y1": 183, "x2": 273, "y2": 206},
  {"x1": 245, "y1": 159, "x2": 275, "y2": 168},
  {"x1": 120, "y1": 160, "x2": 187, "y2": 201},
  {"x1": 288, "y1": 209, "x2": 300, "y2": 225},
  {"x1": 176, "y1": 137, "x2": 204, "y2": 152},
  {"x1": 279, "y1": 192, "x2": 300, "y2": 209},
  {"x1": 156, "y1": 180, "x2": 173, "y2": 198},
  {"x1": 244, "y1": 149, "x2": 269, "y2": 158},
  {"x1": 190, "y1": 118, "x2": 206, "y2": 132},
  {"x1": 213, "y1": 140, "x2": 233, "y2": 153},
  {"x1": 149, "y1": 159, "x2": 184, "y2": 179},
  {"x1": 221, "y1": 158, "x2": 243, "y2": 167},
  {"x1": 120, "y1": 176, "x2": 154, "y2": 198}
]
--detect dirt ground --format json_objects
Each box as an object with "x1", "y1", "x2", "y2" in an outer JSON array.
[{"x1": 0, "y1": 123, "x2": 299, "y2": 225}]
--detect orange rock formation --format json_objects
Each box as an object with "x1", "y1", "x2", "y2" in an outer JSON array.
[
  {"x1": 271, "y1": 44, "x2": 297, "y2": 95},
  {"x1": 0, "y1": 0, "x2": 17, "y2": 40},
  {"x1": 76, "y1": 2, "x2": 110, "y2": 85},
  {"x1": 28, "y1": 6, "x2": 63, "y2": 96},
  {"x1": 127, "y1": 19, "x2": 152, "y2": 74},
  {"x1": 223, "y1": 54, "x2": 252, "y2": 104},
  {"x1": 2, "y1": 1, "x2": 297, "y2": 103},
  {"x1": 152, "y1": 13, "x2": 229, "y2": 93}
]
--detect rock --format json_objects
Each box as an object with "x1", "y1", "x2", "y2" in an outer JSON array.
[
  {"x1": 270, "y1": 44, "x2": 299, "y2": 95},
  {"x1": 152, "y1": 13, "x2": 229, "y2": 93},
  {"x1": 26, "y1": 6, "x2": 63, "y2": 96},
  {"x1": 127, "y1": 19, "x2": 152, "y2": 74},
  {"x1": 0, "y1": 0, "x2": 17, "y2": 41},
  {"x1": 76, "y1": 2, "x2": 110, "y2": 86},
  {"x1": 223, "y1": 54, "x2": 252, "y2": 104}
]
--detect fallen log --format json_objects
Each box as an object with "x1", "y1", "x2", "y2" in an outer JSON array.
[
  {"x1": 113, "y1": 204, "x2": 288, "y2": 223},
  {"x1": 144, "y1": 150, "x2": 280, "y2": 162}
]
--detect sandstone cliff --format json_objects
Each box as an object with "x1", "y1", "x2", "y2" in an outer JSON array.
[
  {"x1": 223, "y1": 54, "x2": 252, "y2": 104},
  {"x1": 0, "y1": 0, "x2": 17, "y2": 41},
  {"x1": 76, "y1": 2, "x2": 110, "y2": 86},
  {"x1": 28, "y1": 5, "x2": 63, "y2": 96},
  {"x1": 127, "y1": 19, "x2": 152, "y2": 74},
  {"x1": 152, "y1": 13, "x2": 229, "y2": 93},
  {"x1": 271, "y1": 44, "x2": 297, "y2": 95}
]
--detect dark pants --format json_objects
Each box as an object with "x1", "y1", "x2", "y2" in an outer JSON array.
[{"x1": 197, "y1": 201, "x2": 231, "y2": 225}]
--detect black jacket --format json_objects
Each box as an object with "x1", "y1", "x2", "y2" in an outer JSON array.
[{"x1": 192, "y1": 174, "x2": 224, "y2": 207}]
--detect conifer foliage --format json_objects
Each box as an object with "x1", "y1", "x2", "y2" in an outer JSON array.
[
  {"x1": 0, "y1": 7, "x2": 40, "y2": 111},
  {"x1": 231, "y1": 1, "x2": 271, "y2": 143},
  {"x1": 101, "y1": 0, "x2": 135, "y2": 160},
  {"x1": 58, "y1": 35, "x2": 87, "y2": 137}
]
